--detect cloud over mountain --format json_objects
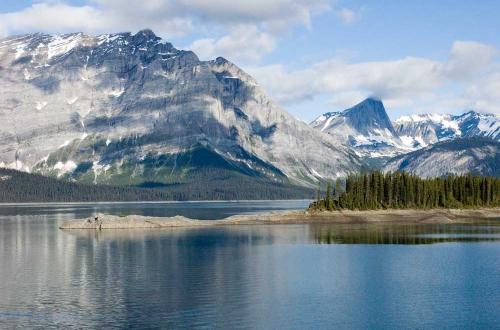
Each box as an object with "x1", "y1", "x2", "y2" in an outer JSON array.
[
  {"x1": 249, "y1": 41, "x2": 500, "y2": 116},
  {"x1": 0, "y1": 0, "x2": 332, "y2": 64}
]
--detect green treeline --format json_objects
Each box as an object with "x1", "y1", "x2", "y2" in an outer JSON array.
[
  {"x1": 310, "y1": 171, "x2": 500, "y2": 211},
  {"x1": 0, "y1": 168, "x2": 313, "y2": 202}
]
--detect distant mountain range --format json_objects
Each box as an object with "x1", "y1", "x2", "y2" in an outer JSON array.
[
  {"x1": 383, "y1": 137, "x2": 499, "y2": 177},
  {"x1": 0, "y1": 30, "x2": 498, "y2": 200},
  {"x1": 393, "y1": 111, "x2": 500, "y2": 148},
  {"x1": 311, "y1": 98, "x2": 499, "y2": 177}
]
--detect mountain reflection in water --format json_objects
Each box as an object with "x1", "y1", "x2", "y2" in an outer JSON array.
[{"x1": 1, "y1": 202, "x2": 499, "y2": 329}]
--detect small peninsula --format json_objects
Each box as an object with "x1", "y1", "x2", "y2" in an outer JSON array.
[
  {"x1": 59, "y1": 208, "x2": 500, "y2": 230},
  {"x1": 60, "y1": 172, "x2": 500, "y2": 230}
]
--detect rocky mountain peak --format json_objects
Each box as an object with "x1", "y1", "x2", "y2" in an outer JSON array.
[
  {"x1": 310, "y1": 98, "x2": 408, "y2": 159},
  {"x1": 343, "y1": 98, "x2": 396, "y2": 135},
  {"x1": 131, "y1": 29, "x2": 162, "y2": 45}
]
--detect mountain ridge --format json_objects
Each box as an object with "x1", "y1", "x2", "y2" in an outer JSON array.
[
  {"x1": 1, "y1": 29, "x2": 499, "y2": 187},
  {"x1": 311, "y1": 98, "x2": 499, "y2": 155},
  {"x1": 311, "y1": 98, "x2": 499, "y2": 176},
  {"x1": 393, "y1": 110, "x2": 500, "y2": 148},
  {"x1": 0, "y1": 30, "x2": 363, "y2": 188},
  {"x1": 383, "y1": 137, "x2": 500, "y2": 177}
]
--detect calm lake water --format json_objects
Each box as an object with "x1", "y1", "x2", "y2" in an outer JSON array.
[{"x1": 0, "y1": 201, "x2": 499, "y2": 329}]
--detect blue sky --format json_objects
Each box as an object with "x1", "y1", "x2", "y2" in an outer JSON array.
[{"x1": 1, "y1": 1, "x2": 499, "y2": 121}]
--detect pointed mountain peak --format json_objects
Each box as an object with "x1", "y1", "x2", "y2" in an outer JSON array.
[
  {"x1": 341, "y1": 97, "x2": 397, "y2": 135},
  {"x1": 344, "y1": 98, "x2": 389, "y2": 121},
  {"x1": 347, "y1": 97, "x2": 384, "y2": 112}
]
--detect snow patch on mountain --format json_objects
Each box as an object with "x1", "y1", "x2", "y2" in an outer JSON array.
[
  {"x1": 394, "y1": 111, "x2": 500, "y2": 147},
  {"x1": 36, "y1": 101, "x2": 48, "y2": 111},
  {"x1": 47, "y1": 34, "x2": 83, "y2": 59},
  {"x1": 0, "y1": 30, "x2": 363, "y2": 186},
  {"x1": 54, "y1": 160, "x2": 77, "y2": 177}
]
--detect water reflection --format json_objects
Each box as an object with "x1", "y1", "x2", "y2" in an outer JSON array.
[
  {"x1": 1, "y1": 203, "x2": 499, "y2": 329},
  {"x1": 312, "y1": 222, "x2": 500, "y2": 244},
  {"x1": 0, "y1": 200, "x2": 311, "y2": 219}
]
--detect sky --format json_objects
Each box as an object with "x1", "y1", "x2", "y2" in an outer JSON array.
[{"x1": 0, "y1": 0, "x2": 499, "y2": 122}]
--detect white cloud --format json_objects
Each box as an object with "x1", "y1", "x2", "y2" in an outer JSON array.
[
  {"x1": 0, "y1": 0, "x2": 335, "y2": 63},
  {"x1": 464, "y1": 72, "x2": 500, "y2": 114},
  {"x1": 247, "y1": 64, "x2": 318, "y2": 103},
  {"x1": 249, "y1": 41, "x2": 500, "y2": 116},
  {"x1": 336, "y1": 8, "x2": 356, "y2": 25},
  {"x1": 0, "y1": 0, "x2": 332, "y2": 38},
  {"x1": 445, "y1": 41, "x2": 496, "y2": 80},
  {"x1": 250, "y1": 57, "x2": 443, "y2": 104},
  {"x1": 0, "y1": 2, "x2": 193, "y2": 38},
  {"x1": 189, "y1": 25, "x2": 276, "y2": 62},
  {"x1": 182, "y1": 0, "x2": 331, "y2": 63},
  {"x1": 175, "y1": 0, "x2": 330, "y2": 29},
  {"x1": 1, "y1": 3, "x2": 104, "y2": 35}
]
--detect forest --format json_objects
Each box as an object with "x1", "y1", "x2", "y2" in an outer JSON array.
[
  {"x1": 0, "y1": 168, "x2": 313, "y2": 202},
  {"x1": 310, "y1": 171, "x2": 500, "y2": 210}
]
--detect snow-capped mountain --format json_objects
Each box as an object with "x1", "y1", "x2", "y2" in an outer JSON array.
[
  {"x1": 311, "y1": 97, "x2": 500, "y2": 170},
  {"x1": 310, "y1": 98, "x2": 412, "y2": 158},
  {"x1": 393, "y1": 111, "x2": 500, "y2": 148},
  {"x1": 0, "y1": 30, "x2": 363, "y2": 187},
  {"x1": 383, "y1": 137, "x2": 499, "y2": 177}
]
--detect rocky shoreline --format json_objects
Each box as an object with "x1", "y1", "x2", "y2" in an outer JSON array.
[{"x1": 59, "y1": 208, "x2": 500, "y2": 229}]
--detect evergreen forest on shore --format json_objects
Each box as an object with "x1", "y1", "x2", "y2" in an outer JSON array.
[{"x1": 310, "y1": 171, "x2": 500, "y2": 211}]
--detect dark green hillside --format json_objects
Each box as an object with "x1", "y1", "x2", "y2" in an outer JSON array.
[{"x1": 0, "y1": 168, "x2": 314, "y2": 203}]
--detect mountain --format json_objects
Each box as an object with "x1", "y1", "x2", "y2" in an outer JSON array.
[
  {"x1": 383, "y1": 137, "x2": 500, "y2": 177},
  {"x1": 310, "y1": 98, "x2": 412, "y2": 158},
  {"x1": 311, "y1": 97, "x2": 500, "y2": 168},
  {"x1": 0, "y1": 30, "x2": 363, "y2": 189},
  {"x1": 393, "y1": 111, "x2": 500, "y2": 148}
]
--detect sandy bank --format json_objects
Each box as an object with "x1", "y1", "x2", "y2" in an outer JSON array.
[{"x1": 59, "y1": 208, "x2": 500, "y2": 229}]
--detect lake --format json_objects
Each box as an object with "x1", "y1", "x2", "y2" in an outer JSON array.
[{"x1": 0, "y1": 201, "x2": 499, "y2": 329}]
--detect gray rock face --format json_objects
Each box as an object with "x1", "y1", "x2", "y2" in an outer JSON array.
[
  {"x1": 310, "y1": 98, "x2": 412, "y2": 158},
  {"x1": 0, "y1": 30, "x2": 363, "y2": 186},
  {"x1": 383, "y1": 137, "x2": 500, "y2": 177}
]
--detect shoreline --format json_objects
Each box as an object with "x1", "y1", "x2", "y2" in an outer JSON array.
[
  {"x1": 59, "y1": 208, "x2": 500, "y2": 229},
  {"x1": 0, "y1": 199, "x2": 312, "y2": 206}
]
